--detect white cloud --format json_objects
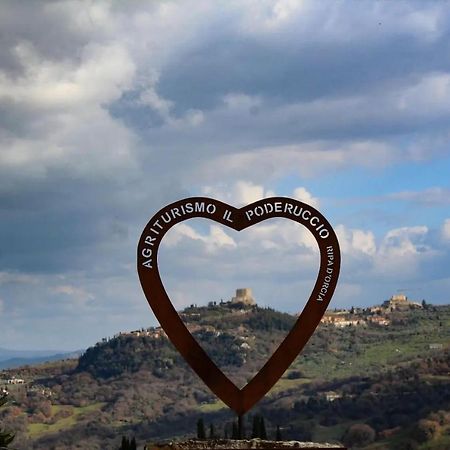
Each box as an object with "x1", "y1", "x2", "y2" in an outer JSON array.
[
  {"x1": 0, "y1": 36, "x2": 138, "y2": 185},
  {"x1": 47, "y1": 1, "x2": 116, "y2": 35},
  {"x1": 202, "y1": 181, "x2": 275, "y2": 206},
  {"x1": 389, "y1": 187, "x2": 450, "y2": 205},
  {"x1": 163, "y1": 223, "x2": 237, "y2": 253},
  {"x1": 380, "y1": 226, "x2": 430, "y2": 257},
  {"x1": 222, "y1": 93, "x2": 262, "y2": 111},
  {"x1": 0, "y1": 41, "x2": 134, "y2": 109},
  {"x1": 403, "y1": 8, "x2": 442, "y2": 41},
  {"x1": 1, "y1": 0, "x2": 450, "y2": 350},
  {"x1": 373, "y1": 226, "x2": 434, "y2": 278},
  {"x1": 292, "y1": 187, "x2": 320, "y2": 208},
  {"x1": 137, "y1": 74, "x2": 205, "y2": 128},
  {"x1": 0, "y1": 272, "x2": 39, "y2": 286},
  {"x1": 336, "y1": 225, "x2": 376, "y2": 256},
  {"x1": 52, "y1": 284, "x2": 95, "y2": 303},
  {"x1": 202, "y1": 182, "x2": 320, "y2": 211},
  {"x1": 442, "y1": 219, "x2": 450, "y2": 242},
  {"x1": 139, "y1": 84, "x2": 173, "y2": 120},
  {"x1": 396, "y1": 72, "x2": 450, "y2": 115},
  {"x1": 272, "y1": 0, "x2": 305, "y2": 23},
  {"x1": 241, "y1": 219, "x2": 319, "y2": 253},
  {"x1": 199, "y1": 141, "x2": 396, "y2": 181}
]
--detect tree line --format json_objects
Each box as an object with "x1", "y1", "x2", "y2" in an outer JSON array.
[{"x1": 196, "y1": 414, "x2": 282, "y2": 441}]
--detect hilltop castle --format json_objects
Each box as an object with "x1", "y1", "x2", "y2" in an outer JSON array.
[
  {"x1": 230, "y1": 288, "x2": 256, "y2": 306},
  {"x1": 382, "y1": 294, "x2": 422, "y2": 311}
]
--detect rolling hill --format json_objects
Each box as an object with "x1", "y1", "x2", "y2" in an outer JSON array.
[{"x1": 1, "y1": 301, "x2": 449, "y2": 449}]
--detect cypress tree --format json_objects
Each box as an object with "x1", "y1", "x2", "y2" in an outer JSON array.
[
  {"x1": 120, "y1": 436, "x2": 130, "y2": 450},
  {"x1": 130, "y1": 437, "x2": 137, "y2": 450},
  {"x1": 260, "y1": 417, "x2": 267, "y2": 440},
  {"x1": 251, "y1": 415, "x2": 260, "y2": 438},
  {"x1": 209, "y1": 423, "x2": 215, "y2": 439},
  {"x1": 276, "y1": 425, "x2": 282, "y2": 441},
  {"x1": 197, "y1": 418, "x2": 206, "y2": 439},
  {"x1": 232, "y1": 421, "x2": 239, "y2": 439},
  {"x1": 240, "y1": 417, "x2": 246, "y2": 439}
]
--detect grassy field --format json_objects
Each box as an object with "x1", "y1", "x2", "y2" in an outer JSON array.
[
  {"x1": 291, "y1": 309, "x2": 450, "y2": 381},
  {"x1": 312, "y1": 422, "x2": 350, "y2": 443},
  {"x1": 270, "y1": 376, "x2": 311, "y2": 394},
  {"x1": 198, "y1": 400, "x2": 226, "y2": 412},
  {"x1": 27, "y1": 402, "x2": 105, "y2": 437}
]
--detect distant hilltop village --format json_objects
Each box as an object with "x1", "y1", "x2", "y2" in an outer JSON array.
[
  {"x1": 108, "y1": 290, "x2": 428, "y2": 341},
  {"x1": 321, "y1": 293, "x2": 425, "y2": 328},
  {"x1": 109, "y1": 288, "x2": 257, "y2": 341}
]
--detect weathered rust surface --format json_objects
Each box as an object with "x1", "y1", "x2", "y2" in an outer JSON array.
[{"x1": 138, "y1": 197, "x2": 341, "y2": 415}]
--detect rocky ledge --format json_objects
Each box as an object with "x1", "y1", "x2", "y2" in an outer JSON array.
[{"x1": 146, "y1": 439, "x2": 345, "y2": 449}]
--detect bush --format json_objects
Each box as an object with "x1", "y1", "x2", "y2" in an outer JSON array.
[
  {"x1": 397, "y1": 439, "x2": 419, "y2": 450},
  {"x1": 429, "y1": 410, "x2": 450, "y2": 426},
  {"x1": 412, "y1": 419, "x2": 440, "y2": 443},
  {"x1": 342, "y1": 423, "x2": 375, "y2": 447},
  {"x1": 287, "y1": 370, "x2": 304, "y2": 380}
]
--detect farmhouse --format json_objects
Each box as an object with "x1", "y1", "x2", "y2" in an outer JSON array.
[{"x1": 6, "y1": 377, "x2": 25, "y2": 384}]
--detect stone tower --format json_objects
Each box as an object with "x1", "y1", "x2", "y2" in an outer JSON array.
[{"x1": 231, "y1": 288, "x2": 255, "y2": 306}]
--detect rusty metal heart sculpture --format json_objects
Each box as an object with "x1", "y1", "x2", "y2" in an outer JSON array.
[{"x1": 137, "y1": 197, "x2": 340, "y2": 415}]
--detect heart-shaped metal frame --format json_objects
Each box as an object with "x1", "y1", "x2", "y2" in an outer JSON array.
[{"x1": 137, "y1": 197, "x2": 340, "y2": 415}]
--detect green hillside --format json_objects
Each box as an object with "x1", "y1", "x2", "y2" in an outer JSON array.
[{"x1": 0, "y1": 302, "x2": 449, "y2": 449}]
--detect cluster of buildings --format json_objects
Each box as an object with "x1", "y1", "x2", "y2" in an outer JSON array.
[
  {"x1": 105, "y1": 291, "x2": 426, "y2": 342},
  {"x1": 107, "y1": 327, "x2": 167, "y2": 341},
  {"x1": 321, "y1": 294, "x2": 423, "y2": 328},
  {"x1": 1, "y1": 376, "x2": 25, "y2": 385},
  {"x1": 1, "y1": 376, "x2": 26, "y2": 396},
  {"x1": 321, "y1": 313, "x2": 391, "y2": 328},
  {"x1": 1, "y1": 376, "x2": 54, "y2": 398}
]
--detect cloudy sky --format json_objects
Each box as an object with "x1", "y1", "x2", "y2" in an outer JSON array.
[{"x1": 1, "y1": 0, "x2": 450, "y2": 351}]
